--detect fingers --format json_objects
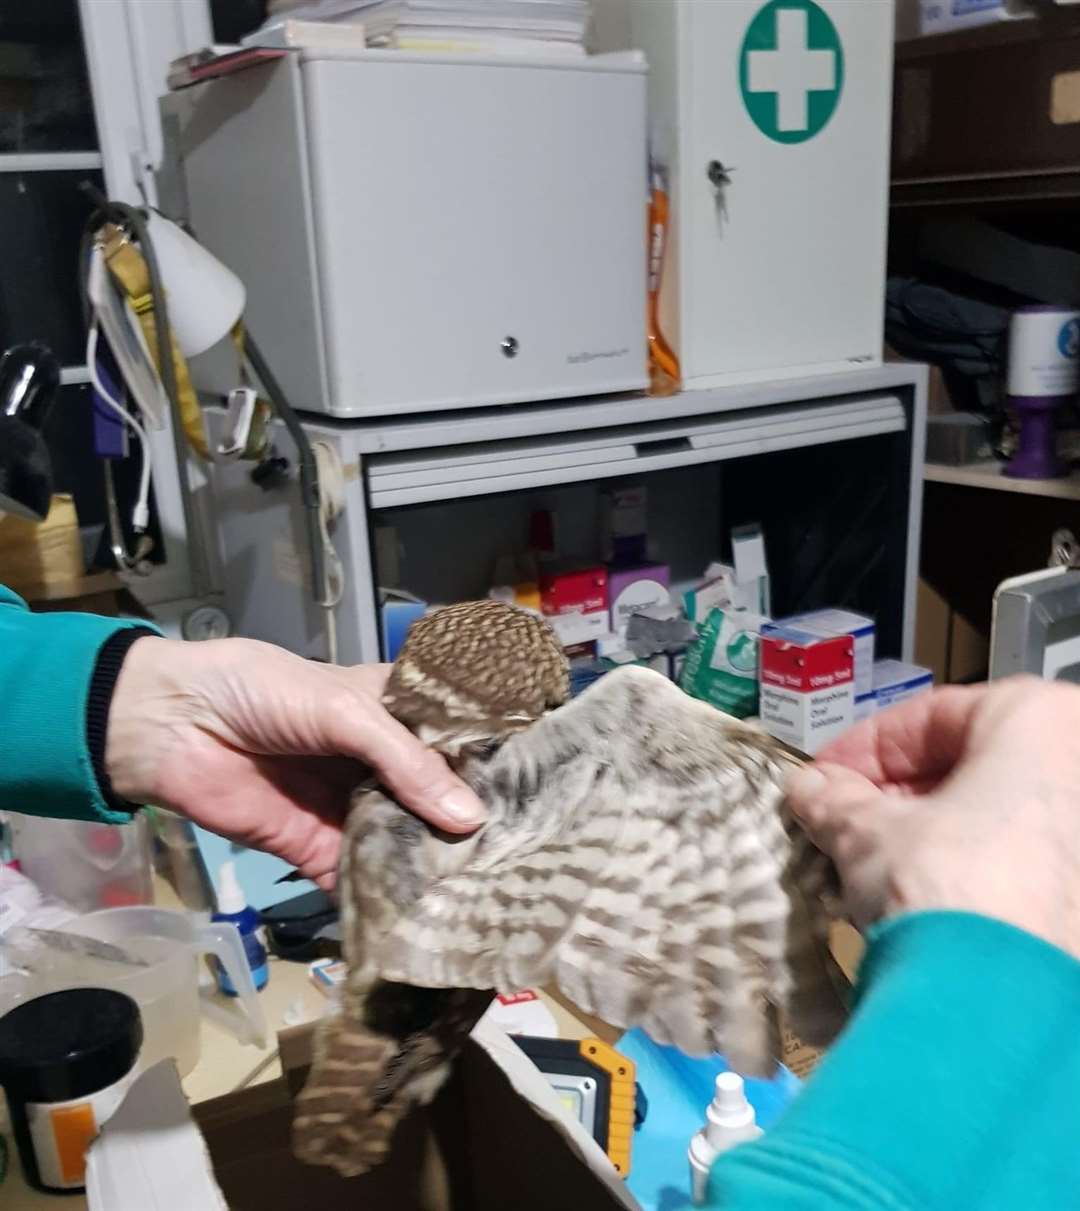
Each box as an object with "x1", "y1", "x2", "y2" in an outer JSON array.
[
  {"x1": 787, "y1": 762, "x2": 884, "y2": 851},
  {"x1": 787, "y1": 762, "x2": 903, "y2": 928},
  {"x1": 812, "y1": 683, "x2": 987, "y2": 792},
  {"x1": 322, "y1": 693, "x2": 486, "y2": 833}
]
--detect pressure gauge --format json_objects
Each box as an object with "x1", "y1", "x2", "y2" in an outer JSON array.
[{"x1": 181, "y1": 604, "x2": 231, "y2": 642}]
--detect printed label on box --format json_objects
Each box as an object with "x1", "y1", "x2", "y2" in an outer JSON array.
[{"x1": 759, "y1": 632, "x2": 854, "y2": 753}]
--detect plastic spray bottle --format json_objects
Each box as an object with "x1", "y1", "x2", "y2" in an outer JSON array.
[
  {"x1": 212, "y1": 861, "x2": 268, "y2": 994},
  {"x1": 688, "y1": 1071, "x2": 763, "y2": 1205}
]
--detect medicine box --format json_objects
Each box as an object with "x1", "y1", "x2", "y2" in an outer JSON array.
[
  {"x1": 607, "y1": 563, "x2": 671, "y2": 637},
  {"x1": 540, "y1": 565, "x2": 609, "y2": 648},
  {"x1": 762, "y1": 609, "x2": 875, "y2": 699},
  {"x1": 871, "y1": 659, "x2": 933, "y2": 712},
  {"x1": 759, "y1": 628, "x2": 855, "y2": 755},
  {"x1": 854, "y1": 659, "x2": 933, "y2": 723},
  {"x1": 601, "y1": 485, "x2": 648, "y2": 564}
]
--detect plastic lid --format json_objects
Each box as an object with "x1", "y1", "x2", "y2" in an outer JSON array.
[
  {"x1": 0, "y1": 988, "x2": 141, "y2": 1103},
  {"x1": 216, "y1": 860, "x2": 247, "y2": 915}
]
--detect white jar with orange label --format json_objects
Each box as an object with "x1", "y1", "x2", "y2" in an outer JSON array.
[{"x1": 0, "y1": 987, "x2": 142, "y2": 1192}]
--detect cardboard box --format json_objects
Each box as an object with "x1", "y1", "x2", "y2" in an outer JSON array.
[
  {"x1": 600, "y1": 485, "x2": 647, "y2": 564},
  {"x1": 607, "y1": 563, "x2": 670, "y2": 637},
  {"x1": 759, "y1": 629, "x2": 855, "y2": 755},
  {"x1": 871, "y1": 659, "x2": 934, "y2": 712},
  {"x1": 540, "y1": 565, "x2": 609, "y2": 648},
  {"x1": 0, "y1": 494, "x2": 85, "y2": 599},
  {"x1": 86, "y1": 1020, "x2": 638, "y2": 1211},
  {"x1": 762, "y1": 609, "x2": 875, "y2": 699}
]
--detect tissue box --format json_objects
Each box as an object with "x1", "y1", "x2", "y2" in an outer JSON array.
[
  {"x1": 607, "y1": 563, "x2": 670, "y2": 636},
  {"x1": 540, "y1": 565, "x2": 609, "y2": 647},
  {"x1": 762, "y1": 609, "x2": 875, "y2": 699},
  {"x1": 759, "y1": 628, "x2": 854, "y2": 754}
]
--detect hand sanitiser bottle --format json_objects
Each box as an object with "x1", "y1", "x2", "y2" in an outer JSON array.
[
  {"x1": 688, "y1": 1072, "x2": 763, "y2": 1205},
  {"x1": 212, "y1": 862, "x2": 268, "y2": 994}
]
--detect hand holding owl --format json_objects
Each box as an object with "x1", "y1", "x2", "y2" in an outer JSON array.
[
  {"x1": 103, "y1": 635, "x2": 486, "y2": 888},
  {"x1": 790, "y1": 675, "x2": 1080, "y2": 962}
]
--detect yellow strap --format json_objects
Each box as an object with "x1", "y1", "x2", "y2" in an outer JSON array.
[{"x1": 100, "y1": 225, "x2": 210, "y2": 460}]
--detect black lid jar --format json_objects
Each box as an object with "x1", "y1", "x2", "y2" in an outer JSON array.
[{"x1": 0, "y1": 987, "x2": 142, "y2": 1192}]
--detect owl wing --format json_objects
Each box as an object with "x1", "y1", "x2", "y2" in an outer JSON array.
[
  {"x1": 292, "y1": 791, "x2": 496, "y2": 1178},
  {"x1": 374, "y1": 666, "x2": 846, "y2": 1075}
]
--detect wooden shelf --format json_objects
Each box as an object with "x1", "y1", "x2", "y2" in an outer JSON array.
[
  {"x1": 924, "y1": 461, "x2": 1080, "y2": 501},
  {"x1": 891, "y1": 20, "x2": 1080, "y2": 210}
]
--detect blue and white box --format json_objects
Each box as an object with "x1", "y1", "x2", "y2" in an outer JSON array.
[
  {"x1": 920, "y1": 0, "x2": 1032, "y2": 35},
  {"x1": 762, "y1": 609, "x2": 875, "y2": 700},
  {"x1": 872, "y1": 659, "x2": 933, "y2": 713}
]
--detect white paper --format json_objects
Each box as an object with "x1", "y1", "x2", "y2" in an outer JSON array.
[{"x1": 85, "y1": 1060, "x2": 229, "y2": 1211}]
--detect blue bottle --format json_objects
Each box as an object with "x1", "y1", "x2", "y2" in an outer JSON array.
[{"x1": 212, "y1": 861, "x2": 268, "y2": 994}]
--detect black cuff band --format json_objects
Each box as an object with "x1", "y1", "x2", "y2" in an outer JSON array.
[{"x1": 86, "y1": 627, "x2": 159, "y2": 815}]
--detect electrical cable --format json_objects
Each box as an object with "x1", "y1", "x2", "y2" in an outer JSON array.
[
  {"x1": 86, "y1": 322, "x2": 152, "y2": 532},
  {"x1": 312, "y1": 440, "x2": 346, "y2": 664},
  {"x1": 78, "y1": 186, "x2": 338, "y2": 646},
  {"x1": 242, "y1": 335, "x2": 335, "y2": 659},
  {"x1": 77, "y1": 185, "x2": 211, "y2": 597}
]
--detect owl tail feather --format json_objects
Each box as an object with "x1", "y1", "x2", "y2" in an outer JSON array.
[{"x1": 292, "y1": 982, "x2": 492, "y2": 1179}]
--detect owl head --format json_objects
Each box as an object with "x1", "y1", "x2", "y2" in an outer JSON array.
[{"x1": 381, "y1": 600, "x2": 570, "y2": 756}]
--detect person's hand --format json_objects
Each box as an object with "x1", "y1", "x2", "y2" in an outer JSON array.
[
  {"x1": 786, "y1": 676, "x2": 1080, "y2": 960},
  {"x1": 104, "y1": 636, "x2": 486, "y2": 889}
]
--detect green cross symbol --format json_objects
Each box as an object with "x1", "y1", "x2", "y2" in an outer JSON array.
[{"x1": 740, "y1": 1, "x2": 844, "y2": 144}]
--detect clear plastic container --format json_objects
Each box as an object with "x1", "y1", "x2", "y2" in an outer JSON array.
[
  {"x1": 0, "y1": 906, "x2": 268, "y2": 1077},
  {"x1": 8, "y1": 813, "x2": 153, "y2": 912}
]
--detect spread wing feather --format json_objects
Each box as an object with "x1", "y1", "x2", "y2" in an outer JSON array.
[
  {"x1": 295, "y1": 665, "x2": 848, "y2": 1177},
  {"x1": 371, "y1": 667, "x2": 844, "y2": 1070}
]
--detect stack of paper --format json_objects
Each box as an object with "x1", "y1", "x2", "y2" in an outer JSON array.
[
  {"x1": 394, "y1": 0, "x2": 593, "y2": 57},
  {"x1": 253, "y1": 0, "x2": 594, "y2": 57},
  {"x1": 258, "y1": 0, "x2": 404, "y2": 44}
]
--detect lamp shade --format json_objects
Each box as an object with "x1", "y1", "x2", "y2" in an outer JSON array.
[
  {"x1": 146, "y1": 212, "x2": 246, "y2": 358},
  {"x1": 0, "y1": 343, "x2": 60, "y2": 521}
]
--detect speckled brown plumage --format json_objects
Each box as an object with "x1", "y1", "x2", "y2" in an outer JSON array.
[{"x1": 292, "y1": 601, "x2": 845, "y2": 1180}]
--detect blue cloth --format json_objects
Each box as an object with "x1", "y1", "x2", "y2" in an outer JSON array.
[{"x1": 620, "y1": 1030, "x2": 799, "y2": 1210}]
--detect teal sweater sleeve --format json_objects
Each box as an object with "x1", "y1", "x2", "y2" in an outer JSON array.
[
  {"x1": 708, "y1": 910, "x2": 1080, "y2": 1209},
  {"x1": 0, "y1": 586, "x2": 160, "y2": 824}
]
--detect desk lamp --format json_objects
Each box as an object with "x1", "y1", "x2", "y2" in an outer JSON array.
[{"x1": 0, "y1": 343, "x2": 61, "y2": 521}]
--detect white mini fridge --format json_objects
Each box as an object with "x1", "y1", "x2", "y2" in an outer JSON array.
[
  {"x1": 601, "y1": 0, "x2": 894, "y2": 388},
  {"x1": 165, "y1": 49, "x2": 648, "y2": 417}
]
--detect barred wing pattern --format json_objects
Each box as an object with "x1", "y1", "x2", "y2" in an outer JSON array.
[{"x1": 294, "y1": 666, "x2": 846, "y2": 1178}]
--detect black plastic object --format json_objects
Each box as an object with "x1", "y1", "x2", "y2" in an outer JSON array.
[
  {"x1": 0, "y1": 342, "x2": 61, "y2": 520},
  {"x1": 0, "y1": 988, "x2": 142, "y2": 1191},
  {"x1": 261, "y1": 888, "x2": 340, "y2": 961}
]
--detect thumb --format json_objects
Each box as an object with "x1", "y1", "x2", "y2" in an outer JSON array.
[
  {"x1": 788, "y1": 762, "x2": 884, "y2": 838},
  {"x1": 323, "y1": 694, "x2": 487, "y2": 833},
  {"x1": 787, "y1": 761, "x2": 904, "y2": 928}
]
